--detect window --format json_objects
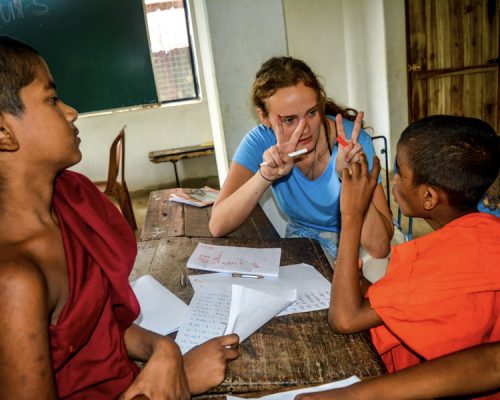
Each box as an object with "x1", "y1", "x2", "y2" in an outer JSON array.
[{"x1": 144, "y1": 0, "x2": 198, "y2": 102}]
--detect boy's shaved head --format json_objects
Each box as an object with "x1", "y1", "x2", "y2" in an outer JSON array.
[
  {"x1": 0, "y1": 36, "x2": 41, "y2": 116},
  {"x1": 399, "y1": 115, "x2": 500, "y2": 210}
]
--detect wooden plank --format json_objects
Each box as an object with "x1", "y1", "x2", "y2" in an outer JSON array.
[
  {"x1": 141, "y1": 189, "x2": 280, "y2": 242},
  {"x1": 149, "y1": 144, "x2": 215, "y2": 163},
  {"x1": 149, "y1": 143, "x2": 214, "y2": 158},
  {"x1": 133, "y1": 237, "x2": 385, "y2": 397},
  {"x1": 150, "y1": 148, "x2": 215, "y2": 164},
  {"x1": 184, "y1": 206, "x2": 212, "y2": 237},
  {"x1": 406, "y1": 0, "x2": 500, "y2": 131},
  {"x1": 141, "y1": 189, "x2": 185, "y2": 240}
]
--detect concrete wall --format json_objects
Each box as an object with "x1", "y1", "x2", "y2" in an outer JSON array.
[
  {"x1": 284, "y1": 0, "x2": 407, "y2": 167},
  {"x1": 201, "y1": 0, "x2": 289, "y2": 235}
]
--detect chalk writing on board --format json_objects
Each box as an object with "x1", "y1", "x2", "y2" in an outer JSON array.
[{"x1": 0, "y1": 0, "x2": 49, "y2": 26}]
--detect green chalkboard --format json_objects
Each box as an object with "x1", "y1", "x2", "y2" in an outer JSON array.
[{"x1": 0, "y1": 0, "x2": 158, "y2": 113}]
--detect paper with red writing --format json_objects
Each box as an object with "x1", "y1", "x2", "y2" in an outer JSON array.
[{"x1": 186, "y1": 243, "x2": 281, "y2": 278}]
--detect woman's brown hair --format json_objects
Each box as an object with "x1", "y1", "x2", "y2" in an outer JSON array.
[
  {"x1": 252, "y1": 56, "x2": 359, "y2": 119},
  {"x1": 251, "y1": 56, "x2": 360, "y2": 151}
]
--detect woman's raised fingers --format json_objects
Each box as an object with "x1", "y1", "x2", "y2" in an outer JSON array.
[
  {"x1": 350, "y1": 111, "x2": 364, "y2": 144},
  {"x1": 273, "y1": 114, "x2": 285, "y2": 145}
]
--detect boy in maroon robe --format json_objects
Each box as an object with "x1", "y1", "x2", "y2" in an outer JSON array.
[{"x1": 0, "y1": 36, "x2": 239, "y2": 399}]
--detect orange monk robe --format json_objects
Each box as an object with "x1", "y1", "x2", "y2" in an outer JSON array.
[{"x1": 367, "y1": 213, "x2": 500, "y2": 398}]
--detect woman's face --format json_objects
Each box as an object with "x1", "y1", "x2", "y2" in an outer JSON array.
[{"x1": 261, "y1": 81, "x2": 322, "y2": 152}]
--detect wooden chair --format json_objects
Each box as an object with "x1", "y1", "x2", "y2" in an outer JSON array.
[{"x1": 94, "y1": 126, "x2": 137, "y2": 231}]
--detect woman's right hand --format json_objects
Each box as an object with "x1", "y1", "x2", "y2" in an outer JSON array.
[{"x1": 259, "y1": 115, "x2": 307, "y2": 181}]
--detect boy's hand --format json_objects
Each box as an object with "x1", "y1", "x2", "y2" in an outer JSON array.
[
  {"x1": 340, "y1": 154, "x2": 380, "y2": 219},
  {"x1": 120, "y1": 338, "x2": 190, "y2": 400},
  {"x1": 184, "y1": 334, "x2": 240, "y2": 395},
  {"x1": 335, "y1": 112, "x2": 364, "y2": 177}
]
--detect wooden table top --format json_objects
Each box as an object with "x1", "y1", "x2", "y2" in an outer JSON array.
[
  {"x1": 140, "y1": 188, "x2": 280, "y2": 242},
  {"x1": 131, "y1": 237, "x2": 385, "y2": 398}
]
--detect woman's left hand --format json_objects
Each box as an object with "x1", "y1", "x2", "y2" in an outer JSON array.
[{"x1": 335, "y1": 111, "x2": 364, "y2": 177}]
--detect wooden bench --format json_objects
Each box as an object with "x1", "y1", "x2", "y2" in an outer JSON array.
[{"x1": 148, "y1": 143, "x2": 215, "y2": 186}]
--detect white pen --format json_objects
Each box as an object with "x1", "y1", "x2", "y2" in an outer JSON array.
[
  {"x1": 260, "y1": 147, "x2": 308, "y2": 166},
  {"x1": 232, "y1": 273, "x2": 264, "y2": 279}
]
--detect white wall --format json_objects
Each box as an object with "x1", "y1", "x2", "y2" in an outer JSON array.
[
  {"x1": 201, "y1": 0, "x2": 290, "y2": 236},
  {"x1": 383, "y1": 0, "x2": 409, "y2": 163},
  {"x1": 284, "y1": 0, "x2": 407, "y2": 168},
  {"x1": 284, "y1": 0, "x2": 349, "y2": 107},
  {"x1": 203, "y1": 0, "x2": 288, "y2": 161}
]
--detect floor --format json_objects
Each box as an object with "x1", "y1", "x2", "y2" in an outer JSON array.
[{"x1": 130, "y1": 173, "x2": 432, "y2": 241}]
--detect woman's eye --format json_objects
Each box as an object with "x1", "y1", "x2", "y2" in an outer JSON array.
[
  {"x1": 281, "y1": 117, "x2": 295, "y2": 125},
  {"x1": 49, "y1": 96, "x2": 59, "y2": 105},
  {"x1": 307, "y1": 109, "x2": 317, "y2": 118}
]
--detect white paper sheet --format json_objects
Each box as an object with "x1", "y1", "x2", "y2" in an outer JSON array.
[
  {"x1": 189, "y1": 263, "x2": 330, "y2": 316},
  {"x1": 130, "y1": 275, "x2": 189, "y2": 335},
  {"x1": 175, "y1": 287, "x2": 231, "y2": 354},
  {"x1": 175, "y1": 284, "x2": 295, "y2": 354},
  {"x1": 223, "y1": 284, "x2": 296, "y2": 341},
  {"x1": 226, "y1": 375, "x2": 360, "y2": 399},
  {"x1": 187, "y1": 243, "x2": 281, "y2": 277}
]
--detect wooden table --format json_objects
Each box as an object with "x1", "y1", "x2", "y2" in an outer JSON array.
[
  {"x1": 140, "y1": 188, "x2": 280, "y2": 242},
  {"x1": 131, "y1": 237, "x2": 385, "y2": 398},
  {"x1": 149, "y1": 144, "x2": 215, "y2": 186}
]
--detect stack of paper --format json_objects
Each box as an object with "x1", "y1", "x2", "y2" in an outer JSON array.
[
  {"x1": 175, "y1": 283, "x2": 296, "y2": 354},
  {"x1": 175, "y1": 263, "x2": 332, "y2": 354},
  {"x1": 169, "y1": 186, "x2": 218, "y2": 207},
  {"x1": 189, "y1": 263, "x2": 331, "y2": 316},
  {"x1": 187, "y1": 243, "x2": 281, "y2": 278}
]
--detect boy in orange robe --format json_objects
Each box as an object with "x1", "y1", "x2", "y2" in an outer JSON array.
[{"x1": 328, "y1": 115, "x2": 500, "y2": 399}]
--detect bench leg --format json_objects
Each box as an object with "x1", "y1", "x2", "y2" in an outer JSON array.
[{"x1": 171, "y1": 160, "x2": 180, "y2": 187}]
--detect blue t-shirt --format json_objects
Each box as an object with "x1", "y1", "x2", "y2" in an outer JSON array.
[{"x1": 232, "y1": 116, "x2": 377, "y2": 232}]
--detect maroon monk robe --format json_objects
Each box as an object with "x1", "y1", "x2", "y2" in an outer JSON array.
[{"x1": 49, "y1": 171, "x2": 140, "y2": 399}]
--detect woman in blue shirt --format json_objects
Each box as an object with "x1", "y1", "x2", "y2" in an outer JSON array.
[{"x1": 209, "y1": 57, "x2": 393, "y2": 262}]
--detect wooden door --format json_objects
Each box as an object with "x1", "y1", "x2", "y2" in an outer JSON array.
[{"x1": 406, "y1": 0, "x2": 499, "y2": 132}]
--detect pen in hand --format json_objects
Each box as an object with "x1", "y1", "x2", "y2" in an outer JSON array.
[
  {"x1": 336, "y1": 135, "x2": 347, "y2": 147},
  {"x1": 260, "y1": 147, "x2": 308, "y2": 166}
]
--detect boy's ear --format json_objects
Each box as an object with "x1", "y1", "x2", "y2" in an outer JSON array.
[
  {"x1": 421, "y1": 184, "x2": 440, "y2": 211},
  {"x1": 0, "y1": 117, "x2": 20, "y2": 152},
  {"x1": 256, "y1": 107, "x2": 271, "y2": 128}
]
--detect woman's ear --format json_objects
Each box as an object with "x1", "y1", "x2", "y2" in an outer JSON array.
[
  {"x1": 0, "y1": 117, "x2": 20, "y2": 152},
  {"x1": 256, "y1": 107, "x2": 271, "y2": 128}
]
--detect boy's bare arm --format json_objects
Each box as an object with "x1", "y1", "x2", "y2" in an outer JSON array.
[
  {"x1": 121, "y1": 325, "x2": 239, "y2": 399},
  {"x1": 121, "y1": 324, "x2": 190, "y2": 399},
  {"x1": 329, "y1": 156, "x2": 383, "y2": 333},
  {"x1": 0, "y1": 259, "x2": 57, "y2": 399},
  {"x1": 295, "y1": 342, "x2": 500, "y2": 400}
]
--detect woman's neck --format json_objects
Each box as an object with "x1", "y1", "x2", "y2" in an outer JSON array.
[{"x1": 296, "y1": 119, "x2": 333, "y2": 180}]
